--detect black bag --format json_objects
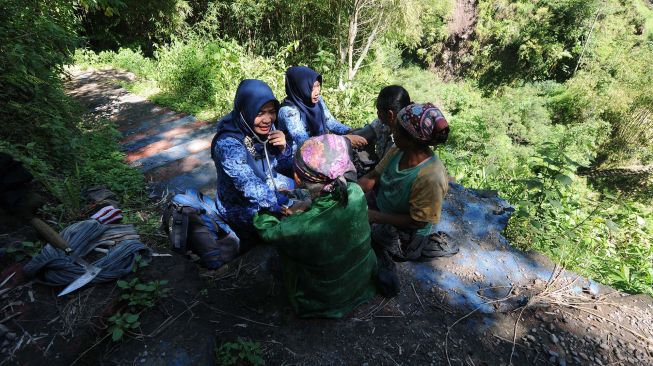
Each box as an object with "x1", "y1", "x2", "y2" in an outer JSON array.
[{"x1": 162, "y1": 190, "x2": 240, "y2": 269}]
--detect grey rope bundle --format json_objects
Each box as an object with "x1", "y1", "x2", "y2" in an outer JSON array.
[{"x1": 24, "y1": 220, "x2": 152, "y2": 286}]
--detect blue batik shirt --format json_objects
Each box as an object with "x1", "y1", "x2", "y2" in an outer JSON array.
[
  {"x1": 212, "y1": 136, "x2": 295, "y2": 237},
  {"x1": 277, "y1": 97, "x2": 351, "y2": 154}
]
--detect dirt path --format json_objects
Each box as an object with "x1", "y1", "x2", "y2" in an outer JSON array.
[
  {"x1": 66, "y1": 68, "x2": 217, "y2": 196},
  {"x1": 2, "y1": 68, "x2": 653, "y2": 366}
]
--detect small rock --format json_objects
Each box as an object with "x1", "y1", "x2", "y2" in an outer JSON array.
[
  {"x1": 142, "y1": 351, "x2": 148, "y2": 357},
  {"x1": 363, "y1": 363, "x2": 369, "y2": 366},
  {"x1": 549, "y1": 356, "x2": 557, "y2": 363},
  {"x1": 531, "y1": 328, "x2": 538, "y2": 333},
  {"x1": 527, "y1": 335, "x2": 536, "y2": 342},
  {"x1": 573, "y1": 357, "x2": 581, "y2": 364},
  {"x1": 579, "y1": 352, "x2": 589, "y2": 360},
  {"x1": 548, "y1": 350, "x2": 560, "y2": 358},
  {"x1": 0, "y1": 324, "x2": 8, "y2": 336},
  {"x1": 140, "y1": 358, "x2": 146, "y2": 364},
  {"x1": 558, "y1": 358, "x2": 566, "y2": 366},
  {"x1": 594, "y1": 357, "x2": 603, "y2": 365},
  {"x1": 550, "y1": 334, "x2": 559, "y2": 344},
  {"x1": 599, "y1": 342, "x2": 609, "y2": 350}
]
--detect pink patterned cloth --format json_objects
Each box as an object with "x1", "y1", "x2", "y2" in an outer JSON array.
[
  {"x1": 294, "y1": 134, "x2": 355, "y2": 193},
  {"x1": 397, "y1": 103, "x2": 449, "y2": 145}
]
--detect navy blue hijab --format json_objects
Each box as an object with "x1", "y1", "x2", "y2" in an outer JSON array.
[
  {"x1": 283, "y1": 66, "x2": 326, "y2": 136},
  {"x1": 212, "y1": 79, "x2": 280, "y2": 180},
  {"x1": 215, "y1": 79, "x2": 280, "y2": 141}
]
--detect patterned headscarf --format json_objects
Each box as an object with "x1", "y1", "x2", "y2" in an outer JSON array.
[
  {"x1": 397, "y1": 103, "x2": 449, "y2": 145},
  {"x1": 294, "y1": 134, "x2": 356, "y2": 205}
]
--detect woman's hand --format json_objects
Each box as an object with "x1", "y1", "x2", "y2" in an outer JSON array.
[
  {"x1": 281, "y1": 199, "x2": 312, "y2": 216},
  {"x1": 367, "y1": 209, "x2": 380, "y2": 223},
  {"x1": 345, "y1": 134, "x2": 368, "y2": 148},
  {"x1": 268, "y1": 130, "x2": 287, "y2": 152}
]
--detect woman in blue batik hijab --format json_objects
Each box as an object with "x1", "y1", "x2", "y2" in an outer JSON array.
[
  {"x1": 277, "y1": 66, "x2": 368, "y2": 155},
  {"x1": 211, "y1": 79, "x2": 309, "y2": 248}
]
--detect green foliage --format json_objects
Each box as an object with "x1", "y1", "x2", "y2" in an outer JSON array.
[
  {"x1": 0, "y1": 0, "x2": 81, "y2": 169},
  {"x1": 108, "y1": 278, "x2": 170, "y2": 342},
  {"x1": 108, "y1": 311, "x2": 140, "y2": 341},
  {"x1": 216, "y1": 338, "x2": 265, "y2": 366},
  {"x1": 6, "y1": 241, "x2": 43, "y2": 262},
  {"x1": 117, "y1": 278, "x2": 171, "y2": 309},
  {"x1": 80, "y1": 0, "x2": 191, "y2": 54},
  {"x1": 473, "y1": 0, "x2": 598, "y2": 85}
]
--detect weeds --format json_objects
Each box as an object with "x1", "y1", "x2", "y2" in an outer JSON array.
[
  {"x1": 107, "y1": 278, "x2": 171, "y2": 341},
  {"x1": 6, "y1": 241, "x2": 43, "y2": 262},
  {"x1": 215, "y1": 338, "x2": 265, "y2": 366}
]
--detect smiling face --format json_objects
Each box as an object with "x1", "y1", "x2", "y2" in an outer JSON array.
[
  {"x1": 253, "y1": 101, "x2": 277, "y2": 136},
  {"x1": 311, "y1": 80, "x2": 321, "y2": 104}
]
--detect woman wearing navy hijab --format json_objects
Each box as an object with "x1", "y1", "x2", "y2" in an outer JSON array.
[
  {"x1": 211, "y1": 79, "x2": 309, "y2": 246},
  {"x1": 277, "y1": 66, "x2": 368, "y2": 154}
]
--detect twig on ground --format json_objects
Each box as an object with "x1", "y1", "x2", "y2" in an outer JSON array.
[
  {"x1": 200, "y1": 301, "x2": 277, "y2": 327},
  {"x1": 445, "y1": 294, "x2": 517, "y2": 366},
  {"x1": 411, "y1": 283, "x2": 426, "y2": 313},
  {"x1": 411, "y1": 343, "x2": 421, "y2": 357},
  {"x1": 0, "y1": 312, "x2": 22, "y2": 324},
  {"x1": 382, "y1": 349, "x2": 400, "y2": 366},
  {"x1": 70, "y1": 332, "x2": 111, "y2": 366},
  {"x1": 143, "y1": 301, "x2": 199, "y2": 338},
  {"x1": 0, "y1": 272, "x2": 16, "y2": 288},
  {"x1": 509, "y1": 306, "x2": 528, "y2": 365}
]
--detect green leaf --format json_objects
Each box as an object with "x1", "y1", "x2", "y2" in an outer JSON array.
[
  {"x1": 555, "y1": 174, "x2": 573, "y2": 186},
  {"x1": 125, "y1": 313, "x2": 139, "y2": 323},
  {"x1": 117, "y1": 280, "x2": 129, "y2": 288},
  {"x1": 112, "y1": 327, "x2": 124, "y2": 341}
]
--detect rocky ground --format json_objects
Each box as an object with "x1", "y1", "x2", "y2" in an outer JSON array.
[{"x1": 0, "y1": 68, "x2": 652, "y2": 366}]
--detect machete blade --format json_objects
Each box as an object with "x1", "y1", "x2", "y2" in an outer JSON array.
[{"x1": 58, "y1": 265, "x2": 101, "y2": 297}]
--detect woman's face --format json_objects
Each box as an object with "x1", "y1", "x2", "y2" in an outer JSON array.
[
  {"x1": 392, "y1": 124, "x2": 412, "y2": 151},
  {"x1": 311, "y1": 81, "x2": 321, "y2": 104},
  {"x1": 376, "y1": 107, "x2": 397, "y2": 129},
  {"x1": 253, "y1": 101, "x2": 277, "y2": 136}
]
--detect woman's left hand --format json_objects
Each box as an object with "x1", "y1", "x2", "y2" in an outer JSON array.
[
  {"x1": 281, "y1": 199, "x2": 312, "y2": 216},
  {"x1": 345, "y1": 134, "x2": 368, "y2": 148},
  {"x1": 268, "y1": 130, "x2": 287, "y2": 152}
]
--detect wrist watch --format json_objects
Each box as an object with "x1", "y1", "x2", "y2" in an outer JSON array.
[{"x1": 281, "y1": 198, "x2": 295, "y2": 210}]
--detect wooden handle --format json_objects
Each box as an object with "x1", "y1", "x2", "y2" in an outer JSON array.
[{"x1": 29, "y1": 217, "x2": 71, "y2": 253}]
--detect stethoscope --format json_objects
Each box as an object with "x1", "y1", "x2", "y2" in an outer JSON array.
[{"x1": 237, "y1": 111, "x2": 281, "y2": 203}]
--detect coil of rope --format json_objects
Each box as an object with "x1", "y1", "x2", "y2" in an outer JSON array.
[{"x1": 23, "y1": 219, "x2": 152, "y2": 286}]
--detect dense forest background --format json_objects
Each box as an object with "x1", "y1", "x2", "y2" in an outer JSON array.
[{"x1": 1, "y1": 0, "x2": 652, "y2": 295}]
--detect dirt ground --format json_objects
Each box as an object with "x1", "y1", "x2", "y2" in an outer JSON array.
[
  {"x1": 1, "y1": 68, "x2": 653, "y2": 366},
  {"x1": 2, "y1": 239, "x2": 653, "y2": 366}
]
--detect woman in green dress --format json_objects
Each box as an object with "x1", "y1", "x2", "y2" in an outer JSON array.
[{"x1": 254, "y1": 134, "x2": 378, "y2": 318}]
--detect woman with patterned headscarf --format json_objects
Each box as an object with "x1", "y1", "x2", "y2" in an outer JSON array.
[
  {"x1": 254, "y1": 134, "x2": 378, "y2": 318},
  {"x1": 358, "y1": 103, "x2": 458, "y2": 296}
]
